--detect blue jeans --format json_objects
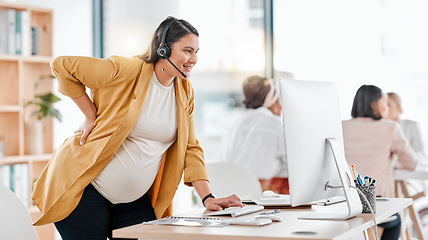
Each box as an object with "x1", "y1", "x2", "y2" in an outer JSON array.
[
  {"x1": 378, "y1": 213, "x2": 401, "y2": 240},
  {"x1": 54, "y1": 184, "x2": 156, "y2": 240}
]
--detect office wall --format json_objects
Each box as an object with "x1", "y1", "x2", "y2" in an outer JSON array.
[{"x1": 103, "y1": 0, "x2": 180, "y2": 57}]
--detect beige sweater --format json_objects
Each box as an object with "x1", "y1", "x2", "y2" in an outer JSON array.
[{"x1": 342, "y1": 118, "x2": 416, "y2": 198}]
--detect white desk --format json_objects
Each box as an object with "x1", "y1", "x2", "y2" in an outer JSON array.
[
  {"x1": 394, "y1": 169, "x2": 428, "y2": 240},
  {"x1": 113, "y1": 198, "x2": 412, "y2": 240}
]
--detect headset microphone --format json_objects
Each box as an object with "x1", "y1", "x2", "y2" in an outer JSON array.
[
  {"x1": 157, "y1": 20, "x2": 187, "y2": 78},
  {"x1": 165, "y1": 57, "x2": 187, "y2": 78}
]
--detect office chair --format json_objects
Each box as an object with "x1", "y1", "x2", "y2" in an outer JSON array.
[
  {"x1": 0, "y1": 184, "x2": 38, "y2": 240},
  {"x1": 206, "y1": 162, "x2": 263, "y2": 198}
]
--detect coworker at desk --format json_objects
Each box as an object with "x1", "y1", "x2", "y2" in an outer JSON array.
[
  {"x1": 31, "y1": 16, "x2": 242, "y2": 240},
  {"x1": 221, "y1": 76, "x2": 288, "y2": 194},
  {"x1": 342, "y1": 85, "x2": 417, "y2": 240},
  {"x1": 387, "y1": 92, "x2": 428, "y2": 166}
]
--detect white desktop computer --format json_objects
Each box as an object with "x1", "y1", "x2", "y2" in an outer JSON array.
[{"x1": 279, "y1": 79, "x2": 362, "y2": 220}]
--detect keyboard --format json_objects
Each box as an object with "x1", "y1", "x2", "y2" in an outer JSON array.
[{"x1": 205, "y1": 205, "x2": 264, "y2": 217}]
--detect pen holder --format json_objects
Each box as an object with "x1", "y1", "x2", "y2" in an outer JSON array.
[{"x1": 356, "y1": 184, "x2": 376, "y2": 213}]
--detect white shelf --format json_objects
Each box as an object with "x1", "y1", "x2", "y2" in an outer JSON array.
[
  {"x1": 0, "y1": 54, "x2": 52, "y2": 63},
  {"x1": 0, "y1": 105, "x2": 20, "y2": 112},
  {"x1": 0, "y1": 154, "x2": 52, "y2": 165}
]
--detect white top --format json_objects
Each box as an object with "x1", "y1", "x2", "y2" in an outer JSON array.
[
  {"x1": 221, "y1": 107, "x2": 287, "y2": 179},
  {"x1": 92, "y1": 73, "x2": 177, "y2": 204},
  {"x1": 399, "y1": 119, "x2": 428, "y2": 165}
]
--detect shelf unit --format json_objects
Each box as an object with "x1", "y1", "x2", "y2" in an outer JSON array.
[{"x1": 0, "y1": 2, "x2": 54, "y2": 240}]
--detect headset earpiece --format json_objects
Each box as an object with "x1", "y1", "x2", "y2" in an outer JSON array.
[
  {"x1": 157, "y1": 44, "x2": 170, "y2": 59},
  {"x1": 157, "y1": 20, "x2": 174, "y2": 59}
]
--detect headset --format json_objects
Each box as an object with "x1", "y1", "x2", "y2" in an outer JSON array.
[{"x1": 157, "y1": 20, "x2": 187, "y2": 78}]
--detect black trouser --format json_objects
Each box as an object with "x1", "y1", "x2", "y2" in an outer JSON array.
[
  {"x1": 55, "y1": 184, "x2": 156, "y2": 240},
  {"x1": 378, "y1": 213, "x2": 401, "y2": 240}
]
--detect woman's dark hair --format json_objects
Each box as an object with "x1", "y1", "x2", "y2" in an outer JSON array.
[
  {"x1": 138, "y1": 16, "x2": 199, "y2": 63},
  {"x1": 351, "y1": 85, "x2": 384, "y2": 120}
]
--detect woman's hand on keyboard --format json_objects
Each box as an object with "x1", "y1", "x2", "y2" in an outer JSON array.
[{"x1": 204, "y1": 194, "x2": 244, "y2": 211}]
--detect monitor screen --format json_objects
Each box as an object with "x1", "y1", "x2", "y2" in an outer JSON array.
[{"x1": 279, "y1": 79, "x2": 361, "y2": 219}]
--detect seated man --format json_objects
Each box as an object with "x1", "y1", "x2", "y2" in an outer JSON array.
[{"x1": 221, "y1": 76, "x2": 288, "y2": 194}]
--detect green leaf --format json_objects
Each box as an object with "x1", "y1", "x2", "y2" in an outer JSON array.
[
  {"x1": 35, "y1": 93, "x2": 61, "y2": 104},
  {"x1": 25, "y1": 75, "x2": 62, "y2": 122}
]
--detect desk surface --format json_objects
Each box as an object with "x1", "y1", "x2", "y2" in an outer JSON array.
[{"x1": 113, "y1": 198, "x2": 412, "y2": 240}]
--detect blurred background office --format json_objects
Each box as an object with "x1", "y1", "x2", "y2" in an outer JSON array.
[{"x1": 7, "y1": 0, "x2": 428, "y2": 215}]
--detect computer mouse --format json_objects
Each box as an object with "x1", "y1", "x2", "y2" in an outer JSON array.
[{"x1": 255, "y1": 215, "x2": 283, "y2": 222}]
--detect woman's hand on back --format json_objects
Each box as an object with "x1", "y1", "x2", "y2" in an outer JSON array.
[
  {"x1": 71, "y1": 93, "x2": 97, "y2": 146},
  {"x1": 75, "y1": 119, "x2": 96, "y2": 145}
]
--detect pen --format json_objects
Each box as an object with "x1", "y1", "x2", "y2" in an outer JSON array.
[
  {"x1": 357, "y1": 174, "x2": 364, "y2": 186},
  {"x1": 259, "y1": 209, "x2": 280, "y2": 215},
  {"x1": 364, "y1": 176, "x2": 369, "y2": 186},
  {"x1": 351, "y1": 165, "x2": 358, "y2": 181}
]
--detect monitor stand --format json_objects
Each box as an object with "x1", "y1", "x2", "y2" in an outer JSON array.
[{"x1": 299, "y1": 138, "x2": 362, "y2": 220}]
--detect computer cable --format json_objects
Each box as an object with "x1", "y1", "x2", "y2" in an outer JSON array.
[
  {"x1": 325, "y1": 183, "x2": 379, "y2": 240},
  {"x1": 349, "y1": 185, "x2": 379, "y2": 240}
]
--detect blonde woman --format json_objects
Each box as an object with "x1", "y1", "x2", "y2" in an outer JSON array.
[{"x1": 387, "y1": 92, "x2": 427, "y2": 166}]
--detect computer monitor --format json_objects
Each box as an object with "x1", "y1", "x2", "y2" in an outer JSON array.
[{"x1": 279, "y1": 79, "x2": 362, "y2": 220}]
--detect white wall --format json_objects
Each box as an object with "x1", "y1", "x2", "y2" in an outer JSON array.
[{"x1": 103, "y1": 0, "x2": 180, "y2": 57}]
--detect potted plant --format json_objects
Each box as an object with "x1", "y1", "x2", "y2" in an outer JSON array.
[
  {"x1": 24, "y1": 74, "x2": 62, "y2": 154},
  {"x1": 25, "y1": 74, "x2": 62, "y2": 121}
]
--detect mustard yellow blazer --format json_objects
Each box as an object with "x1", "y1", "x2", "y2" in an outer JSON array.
[{"x1": 32, "y1": 56, "x2": 208, "y2": 225}]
